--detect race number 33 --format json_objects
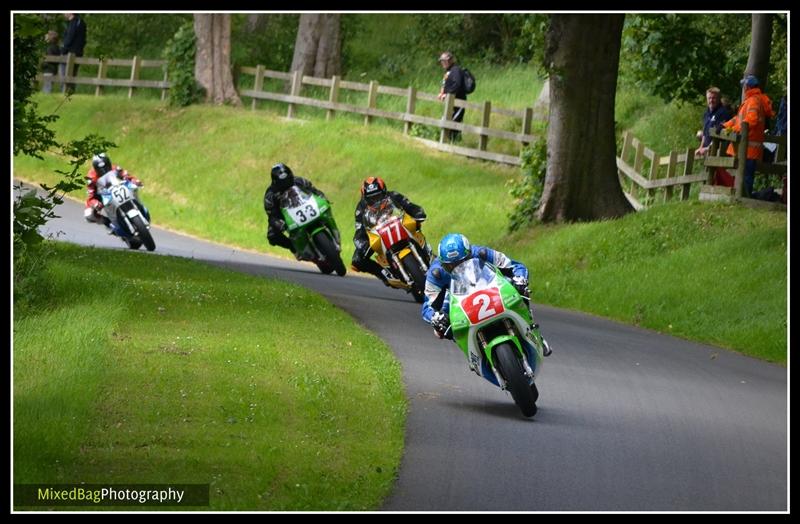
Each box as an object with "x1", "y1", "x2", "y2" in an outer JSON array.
[{"x1": 462, "y1": 289, "x2": 505, "y2": 324}]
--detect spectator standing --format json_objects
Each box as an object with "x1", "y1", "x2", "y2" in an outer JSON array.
[
  {"x1": 61, "y1": 13, "x2": 86, "y2": 94},
  {"x1": 722, "y1": 74, "x2": 775, "y2": 198},
  {"x1": 695, "y1": 87, "x2": 733, "y2": 157},
  {"x1": 437, "y1": 51, "x2": 467, "y2": 143}
]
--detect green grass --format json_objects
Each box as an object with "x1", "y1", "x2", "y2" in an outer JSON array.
[
  {"x1": 14, "y1": 95, "x2": 787, "y2": 364},
  {"x1": 14, "y1": 243, "x2": 405, "y2": 510}
]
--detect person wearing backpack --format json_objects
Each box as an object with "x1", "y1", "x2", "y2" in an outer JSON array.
[{"x1": 437, "y1": 51, "x2": 474, "y2": 143}]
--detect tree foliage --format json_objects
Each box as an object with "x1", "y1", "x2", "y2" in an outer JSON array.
[
  {"x1": 13, "y1": 14, "x2": 114, "y2": 291},
  {"x1": 621, "y1": 14, "x2": 787, "y2": 105},
  {"x1": 163, "y1": 22, "x2": 204, "y2": 107}
]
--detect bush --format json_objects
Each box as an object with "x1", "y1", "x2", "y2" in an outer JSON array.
[
  {"x1": 163, "y1": 22, "x2": 204, "y2": 107},
  {"x1": 507, "y1": 133, "x2": 547, "y2": 232}
]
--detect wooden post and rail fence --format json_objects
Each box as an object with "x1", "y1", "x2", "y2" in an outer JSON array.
[
  {"x1": 617, "y1": 125, "x2": 787, "y2": 210},
  {"x1": 37, "y1": 53, "x2": 787, "y2": 210}
]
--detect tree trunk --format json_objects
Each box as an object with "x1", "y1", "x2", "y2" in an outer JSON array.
[
  {"x1": 245, "y1": 14, "x2": 266, "y2": 33},
  {"x1": 537, "y1": 14, "x2": 632, "y2": 223},
  {"x1": 743, "y1": 14, "x2": 773, "y2": 100},
  {"x1": 194, "y1": 14, "x2": 241, "y2": 106},
  {"x1": 291, "y1": 13, "x2": 323, "y2": 76},
  {"x1": 314, "y1": 14, "x2": 342, "y2": 78},
  {"x1": 290, "y1": 13, "x2": 341, "y2": 77}
]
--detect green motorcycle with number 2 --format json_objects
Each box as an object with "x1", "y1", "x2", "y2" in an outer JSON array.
[
  {"x1": 280, "y1": 186, "x2": 346, "y2": 276},
  {"x1": 448, "y1": 258, "x2": 545, "y2": 418}
]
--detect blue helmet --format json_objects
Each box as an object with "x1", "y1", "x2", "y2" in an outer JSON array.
[
  {"x1": 438, "y1": 233, "x2": 471, "y2": 270},
  {"x1": 741, "y1": 74, "x2": 759, "y2": 88}
]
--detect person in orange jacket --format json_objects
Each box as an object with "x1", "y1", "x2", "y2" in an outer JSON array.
[{"x1": 723, "y1": 75, "x2": 775, "y2": 197}]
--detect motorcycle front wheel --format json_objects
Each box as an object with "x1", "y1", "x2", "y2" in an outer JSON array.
[
  {"x1": 313, "y1": 231, "x2": 346, "y2": 276},
  {"x1": 493, "y1": 342, "x2": 537, "y2": 418}
]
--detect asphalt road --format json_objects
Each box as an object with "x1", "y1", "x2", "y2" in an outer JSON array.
[{"x1": 24, "y1": 185, "x2": 788, "y2": 511}]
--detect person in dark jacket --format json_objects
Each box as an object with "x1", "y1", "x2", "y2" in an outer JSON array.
[
  {"x1": 437, "y1": 51, "x2": 467, "y2": 143},
  {"x1": 352, "y1": 176, "x2": 427, "y2": 285},
  {"x1": 263, "y1": 163, "x2": 328, "y2": 255},
  {"x1": 61, "y1": 13, "x2": 87, "y2": 93},
  {"x1": 695, "y1": 86, "x2": 734, "y2": 157}
]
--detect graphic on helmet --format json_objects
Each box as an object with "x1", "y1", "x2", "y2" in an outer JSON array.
[
  {"x1": 92, "y1": 153, "x2": 112, "y2": 175},
  {"x1": 361, "y1": 176, "x2": 387, "y2": 205},
  {"x1": 438, "y1": 233, "x2": 471, "y2": 271},
  {"x1": 271, "y1": 163, "x2": 295, "y2": 191}
]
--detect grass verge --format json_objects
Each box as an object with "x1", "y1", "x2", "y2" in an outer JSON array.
[{"x1": 14, "y1": 242, "x2": 406, "y2": 510}]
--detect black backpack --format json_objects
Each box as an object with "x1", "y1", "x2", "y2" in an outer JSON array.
[{"x1": 462, "y1": 68, "x2": 476, "y2": 94}]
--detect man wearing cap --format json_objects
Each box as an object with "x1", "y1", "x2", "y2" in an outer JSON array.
[
  {"x1": 437, "y1": 51, "x2": 467, "y2": 143},
  {"x1": 723, "y1": 74, "x2": 775, "y2": 198}
]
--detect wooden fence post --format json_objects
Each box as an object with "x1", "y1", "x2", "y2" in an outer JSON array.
[
  {"x1": 251, "y1": 64, "x2": 264, "y2": 111},
  {"x1": 160, "y1": 64, "x2": 169, "y2": 101},
  {"x1": 128, "y1": 56, "x2": 141, "y2": 99},
  {"x1": 403, "y1": 86, "x2": 417, "y2": 135},
  {"x1": 632, "y1": 139, "x2": 644, "y2": 203},
  {"x1": 364, "y1": 80, "x2": 378, "y2": 126},
  {"x1": 665, "y1": 151, "x2": 678, "y2": 202},
  {"x1": 95, "y1": 58, "x2": 107, "y2": 97},
  {"x1": 521, "y1": 107, "x2": 534, "y2": 146},
  {"x1": 287, "y1": 70, "x2": 302, "y2": 119},
  {"x1": 647, "y1": 151, "x2": 659, "y2": 204},
  {"x1": 327, "y1": 75, "x2": 340, "y2": 121},
  {"x1": 682, "y1": 148, "x2": 694, "y2": 201},
  {"x1": 440, "y1": 94, "x2": 454, "y2": 143},
  {"x1": 734, "y1": 122, "x2": 748, "y2": 198},
  {"x1": 479, "y1": 101, "x2": 492, "y2": 151},
  {"x1": 62, "y1": 52, "x2": 75, "y2": 93}
]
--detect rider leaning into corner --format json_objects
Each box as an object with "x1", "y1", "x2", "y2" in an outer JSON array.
[
  {"x1": 351, "y1": 176, "x2": 429, "y2": 286},
  {"x1": 421, "y1": 232, "x2": 552, "y2": 356},
  {"x1": 263, "y1": 163, "x2": 328, "y2": 256},
  {"x1": 84, "y1": 152, "x2": 142, "y2": 230}
]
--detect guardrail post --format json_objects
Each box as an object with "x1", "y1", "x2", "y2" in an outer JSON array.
[
  {"x1": 327, "y1": 75, "x2": 340, "y2": 121},
  {"x1": 440, "y1": 93, "x2": 454, "y2": 143},
  {"x1": 403, "y1": 86, "x2": 416, "y2": 135},
  {"x1": 251, "y1": 64, "x2": 264, "y2": 111},
  {"x1": 479, "y1": 101, "x2": 491, "y2": 151},
  {"x1": 128, "y1": 56, "x2": 141, "y2": 99},
  {"x1": 287, "y1": 70, "x2": 302, "y2": 119},
  {"x1": 364, "y1": 80, "x2": 378, "y2": 126}
]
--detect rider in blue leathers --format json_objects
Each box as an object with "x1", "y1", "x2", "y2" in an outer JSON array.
[{"x1": 421, "y1": 233, "x2": 551, "y2": 356}]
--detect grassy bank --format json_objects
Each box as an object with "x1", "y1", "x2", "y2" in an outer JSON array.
[
  {"x1": 14, "y1": 96, "x2": 787, "y2": 363},
  {"x1": 14, "y1": 243, "x2": 405, "y2": 510}
]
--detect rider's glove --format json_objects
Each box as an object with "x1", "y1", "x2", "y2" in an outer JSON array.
[
  {"x1": 431, "y1": 311, "x2": 451, "y2": 340},
  {"x1": 512, "y1": 275, "x2": 530, "y2": 298}
]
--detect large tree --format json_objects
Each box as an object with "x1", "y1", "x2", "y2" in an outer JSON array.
[
  {"x1": 290, "y1": 13, "x2": 341, "y2": 77},
  {"x1": 194, "y1": 14, "x2": 241, "y2": 105},
  {"x1": 537, "y1": 14, "x2": 633, "y2": 223},
  {"x1": 743, "y1": 13, "x2": 774, "y2": 98}
]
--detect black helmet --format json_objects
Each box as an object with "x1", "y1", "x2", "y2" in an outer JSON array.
[
  {"x1": 271, "y1": 163, "x2": 295, "y2": 191},
  {"x1": 92, "y1": 153, "x2": 112, "y2": 175},
  {"x1": 361, "y1": 176, "x2": 387, "y2": 205}
]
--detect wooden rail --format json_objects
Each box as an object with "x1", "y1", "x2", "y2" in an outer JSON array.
[
  {"x1": 239, "y1": 66, "x2": 538, "y2": 165},
  {"x1": 617, "y1": 127, "x2": 787, "y2": 210}
]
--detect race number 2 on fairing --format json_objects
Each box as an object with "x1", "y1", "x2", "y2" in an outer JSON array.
[{"x1": 461, "y1": 288, "x2": 505, "y2": 324}]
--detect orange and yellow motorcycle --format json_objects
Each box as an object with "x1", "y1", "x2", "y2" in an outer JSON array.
[{"x1": 364, "y1": 201, "x2": 432, "y2": 303}]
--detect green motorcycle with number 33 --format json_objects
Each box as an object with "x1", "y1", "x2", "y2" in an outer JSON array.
[{"x1": 279, "y1": 186, "x2": 346, "y2": 276}]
